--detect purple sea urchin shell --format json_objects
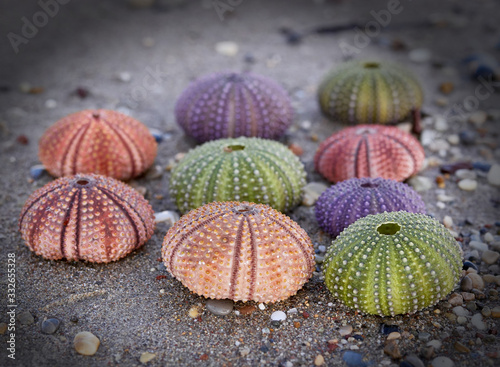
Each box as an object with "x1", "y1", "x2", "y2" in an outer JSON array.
[
  {"x1": 175, "y1": 72, "x2": 293, "y2": 143},
  {"x1": 315, "y1": 178, "x2": 426, "y2": 238}
]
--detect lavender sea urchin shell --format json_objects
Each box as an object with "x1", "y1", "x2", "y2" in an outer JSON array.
[
  {"x1": 39, "y1": 109, "x2": 157, "y2": 181},
  {"x1": 315, "y1": 178, "x2": 426, "y2": 238},
  {"x1": 170, "y1": 137, "x2": 306, "y2": 214},
  {"x1": 314, "y1": 125, "x2": 425, "y2": 183},
  {"x1": 162, "y1": 201, "x2": 315, "y2": 303},
  {"x1": 175, "y1": 72, "x2": 293, "y2": 143},
  {"x1": 323, "y1": 211, "x2": 462, "y2": 316},
  {"x1": 19, "y1": 174, "x2": 155, "y2": 262},
  {"x1": 318, "y1": 60, "x2": 423, "y2": 128}
]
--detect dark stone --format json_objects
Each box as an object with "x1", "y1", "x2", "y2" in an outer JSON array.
[
  {"x1": 463, "y1": 261, "x2": 478, "y2": 271},
  {"x1": 459, "y1": 131, "x2": 477, "y2": 145},
  {"x1": 343, "y1": 351, "x2": 370, "y2": 367},
  {"x1": 380, "y1": 323, "x2": 400, "y2": 335},
  {"x1": 473, "y1": 162, "x2": 492, "y2": 172},
  {"x1": 440, "y1": 161, "x2": 473, "y2": 174},
  {"x1": 260, "y1": 345, "x2": 269, "y2": 353}
]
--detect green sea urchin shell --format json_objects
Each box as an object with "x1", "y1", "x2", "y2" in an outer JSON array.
[
  {"x1": 318, "y1": 60, "x2": 423, "y2": 126},
  {"x1": 323, "y1": 211, "x2": 462, "y2": 317},
  {"x1": 170, "y1": 137, "x2": 306, "y2": 214}
]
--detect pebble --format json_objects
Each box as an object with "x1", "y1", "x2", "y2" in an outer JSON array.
[
  {"x1": 427, "y1": 340, "x2": 442, "y2": 350},
  {"x1": 482, "y1": 250, "x2": 499, "y2": 265},
  {"x1": 418, "y1": 332, "x2": 431, "y2": 341},
  {"x1": 448, "y1": 293, "x2": 463, "y2": 306},
  {"x1": 453, "y1": 341, "x2": 470, "y2": 353},
  {"x1": 456, "y1": 316, "x2": 467, "y2": 324},
  {"x1": 0, "y1": 323, "x2": 7, "y2": 334},
  {"x1": 471, "y1": 313, "x2": 487, "y2": 330},
  {"x1": 140, "y1": 352, "x2": 156, "y2": 363},
  {"x1": 387, "y1": 332, "x2": 401, "y2": 340},
  {"x1": 215, "y1": 41, "x2": 239, "y2": 56},
  {"x1": 383, "y1": 340, "x2": 402, "y2": 359},
  {"x1": 404, "y1": 354, "x2": 425, "y2": 367},
  {"x1": 447, "y1": 134, "x2": 460, "y2": 145},
  {"x1": 443, "y1": 216, "x2": 453, "y2": 229},
  {"x1": 302, "y1": 182, "x2": 329, "y2": 206},
  {"x1": 435, "y1": 97, "x2": 449, "y2": 107},
  {"x1": 483, "y1": 233, "x2": 494, "y2": 243},
  {"x1": 481, "y1": 306, "x2": 491, "y2": 317},
  {"x1": 206, "y1": 299, "x2": 234, "y2": 316},
  {"x1": 45, "y1": 99, "x2": 57, "y2": 109},
  {"x1": 460, "y1": 276, "x2": 473, "y2": 291},
  {"x1": 487, "y1": 164, "x2": 500, "y2": 186},
  {"x1": 287, "y1": 308, "x2": 298, "y2": 314},
  {"x1": 74, "y1": 331, "x2": 100, "y2": 356},
  {"x1": 473, "y1": 161, "x2": 491, "y2": 172},
  {"x1": 314, "y1": 354, "x2": 325, "y2": 366},
  {"x1": 409, "y1": 48, "x2": 432, "y2": 63},
  {"x1": 455, "y1": 169, "x2": 476, "y2": 180},
  {"x1": 258, "y1": 303, "x2": 266, "y2": 310},
  {"x1": 270, "y1": 311, "x2": 287, "y2": 322},
  {"x1": 433, "y1": 115, "x2": 448, "y2": 131},
  {"x1": 467, "y1": 273, "x2": 485, "y2": 290},
  {"x1": 30, "y1": 164, "x2": 47, "y2": 179},
  {"x1": 459, "y1": 130, "x2": 477, "y2": 145},
  {"x1": 380, "y1": 324, "x2": 400, "y2": 335},
  {"x1": 117, "y1": 71, "x2": 132, "y2": 83},
  {"x1": 452, "y1": 306, "x2": 469, "y2": 317},
  {"x1": 17, "y1": 311, "x2": 34, "y2": 325},
  {"x1": 240, "y1": 346, "x2": 250, "y2": 357},
  {"x1": 431, "y1": 356, "x2": 454, "y2": 367},
  {"x1": 469, "y1": 241, "x2": 488, "y2": 252},
  {"x1": 462, "y1": 292, "x2": 475, "y2": 302},
  {"x1": 463, "y1": 261, "x2": 479, "y2": 271},
  {"x1": 408, "y1": 176, "x2": 433, "y2": 192},
  {"x1": 339, "y1": 325, "x2": 353, "y2": 336},
  {"x1": 41, "y1": 318, "x2": 60, "y2": 334},
  {"x1": 491, "y1": 306, "x2": 500, "y2": 318},
  {"x1": 420, "y1": 130, "x2": 437, "y2": 146},
  {"x1": 439, "y1": 82, "x2": 454, "y2": 94},
  {"x1": 468, "y1": 111, "x2": 487, "y2": 126},
  {"x1": 188, "y1": 306, "x2": 200, "y2": 318},
  {"x1": 457, "y1": 179, "x2": 477, "y2": 191},
  {"x1": 238, "y1": 305, "x2": 256, "y2": 315},
  {"x1": 154, "y1": 211, "x2": 179, "y2": 226},
  {"x1": 437, "y1": 193, "x2": 455, "y2": 202},
  {"x1": 343, "y1": 351, "x2": 369, "y2": 367}
]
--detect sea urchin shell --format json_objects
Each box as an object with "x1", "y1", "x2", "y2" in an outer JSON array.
[
  {"x1": 323, "y1": 211, "x2": 462, "y2": 316},
  {"x1": 314, "y1": 125, "x2": 425, "y2": 183},
  {"x1": 39, "y1": 109, "x2": 157, "y2": 181},
  {"x1": 170, "y1": 137, "x2": 306, "y2": 214},
  {"x1": 175, "y1": 72, "x2": 293, "y2": 143},
  {"x1": 318, "y1": 60, "x2": 423, "y2": 129},
  {"x1": 315, "y1": 177, "x2": 426, "y2": 238},
  {"x1": 19, "y1": 174, "x2": 155, "y2": 263},
  {"x1": 162, "y1": 201, "x2": 315, "y2": 303}
]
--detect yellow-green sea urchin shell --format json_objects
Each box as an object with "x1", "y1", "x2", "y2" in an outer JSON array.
[
  {"x1": 318, "y1": 60, "x2": 423, "y2": 125},
  {"x1": 170, "y1": 137, "x2": 306, "y2": 214},
  {"x1": 323, "y1": 211, "x2": 462, "y2": 317}
]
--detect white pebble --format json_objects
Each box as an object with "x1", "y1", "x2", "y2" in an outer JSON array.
[
  {"x1": 408, "y1": 176, "x2": 433, "y2": 192},
  {"x1": 437, "y1": 194, "x2": 455, "y2": 202},
  {"x1": 270, "y1": 311, "x2": 287, "y2": 322},
  {"x1": 258, "y1": 303, "x2": 266, "y2": 310},
  {"x1": 302, "y1": 182, "x2": 328, "y2": 206},
  {"x1": 487, "y1": 164, "x2": 500, "y2": 187},
  {"x1": 287, "y1": 308, "x2": 298, "y2": 314},
  {"x1": 427, "y1": 339, "x2": 442, "y2": 350},
  {"x1": 338, "y1": 324, "x2": 353, "y2": 336},
  {"x1": 442, "y1": 215, "x2": 453, "y2": 229},
  {"x1": 154, "y1": 211, "x2": 180, "y2": 225},
  {"x1": 469, "y1": 241, "x2": 488, "y2": 252},
  {"x1": 433, "y1": 115, "x2": 448, "y2": 131},
  {"x1": 468, "y1": 111, "x2": 487, "y2": 126},
  {"x1": 436, "y1": 202, "x2": 446, "y2": 209},
  {"x1": 74, "y1": 332, "x2": 100, "y2": 356},
  {"x1": 117, "y1": 71, "x2": 132, "y2": 82},
  {"x1": 447, "y1": 134, "x2": 460, "y2": 145},
  {"x1": 215, "y1": 41, "x2": 239, "y2": 56},
  {"x1": 455, "y1": 169, "x2": 476, "y2": 180},
  {"x1": 420, "y1": 130, "x2": 437, "y2": 146},
  {"x1": 484, "y1": 232, "x2": 494, "y2": 243},
  {"x1": 471, "y1": 313, "x2": 487, "y2": 330},
  {"x1": 45, "y1": 99, "x2": 57, "y2": 109},
  {"x1": 431, "y1": 356, "x2": 455, "y2": 367},
  {"x1": 457, "y1": 179, "x2": 477, "y2": 191},
  {"x1": 409, "y1": 48, "x2": 432, "y2": 63}
]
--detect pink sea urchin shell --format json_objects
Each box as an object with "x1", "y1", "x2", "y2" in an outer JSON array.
[
  {"x1": 39, "y1": 109, "x2": 157, "y2": 181},
  {"x1": 314, "y1": 125, "x2": 425, "y2": 183},
  {"x1": 174, "y1": 72, "x2": 293, "y2": 143},
  {"x1": 19, "y1": 174, "x2": 155, "y2": 263},
  {"x1": 162, "y1": 201, "x2": 315, "y2": 303}
]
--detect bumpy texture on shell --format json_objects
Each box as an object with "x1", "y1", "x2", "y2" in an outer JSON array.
[
  {"x1": 19, "y1": 174, "x2": 155, "y2": 263},
  {"x1": 318, "y1": 60, "x2": 423, "y2": 125},
  {"x1": 39, "y1": 109, "x2": 157, "y2": 180},
  {"x1": 162, "y1": 201, "x2": 315, "y2": 303},
  {"x1": 315, "y1": 177, "x2": 426, "y2": 238},
  {"x1": 314, "y1": 125, "x2": 425, "y2": 183},
  {"x1": 170, "y1": 137, "x2": 306, "y2": 214},
  {"x1": 175, "y1": 72, "x2": 293, "y2": 143},
  {"x1": 323, "y1": 211, "x2": 462, "y2": 316}
]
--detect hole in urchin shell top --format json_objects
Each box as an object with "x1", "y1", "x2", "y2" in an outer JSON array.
[
  {"x1": 91, "y1": 111, "x2": 100, "y2": 119},
  {"x1": 232, "y1": 204, "x2": 257, "y2": 215},
  {"x1": 226, "y1": 73, "x2": 245, "y2": 83},
  {"x1": 360, "y1": 182, "x2": 380, "y2": 188},
  {"x1": 76, "y1": 179, "x2": 90, "y2": 186},
  {"x1": 224, "y1": 144, "x2": 245, "y2": 153},
  {"x1": 356, "y1": 127, "x2": 377, "y2": 135},
  {"x1": 377, "y1": 222, "x2": 401, "y2": 235},
  {"x1": 363, "y1": 62, "x2": 380, "y2": 69}
]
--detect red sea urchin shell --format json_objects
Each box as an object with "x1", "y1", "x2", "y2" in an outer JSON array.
[
  {"x1": 162, "y1": 201, "x2": 315, "y2": 303},
  {"x1": 314, "y1": 125, "x2": 424, "y2": 183},
  {"x1": 39, "y1": 109, "x2": 157, "y2": 181},
  {"x1": 19, "y1": 174, "x2": 155, "y2": 263},
  {"x1": 174, "y1": 72, "x2": 293, "y2": 143}
]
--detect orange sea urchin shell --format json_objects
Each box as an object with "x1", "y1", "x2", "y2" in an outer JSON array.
[
  {"x1": 19, "y1": 174, "x2": 155, "y2": 263},
  {"x1": 314, "y1": 125, "x2": 425, "y2": 183},
  {"x1": 162, "y1": 201, "x2": 315, "y2": 303},
  {"x1": 39, "y1": 109, "x2": 157, "y2": 181}
]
